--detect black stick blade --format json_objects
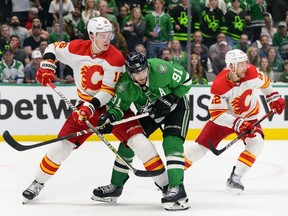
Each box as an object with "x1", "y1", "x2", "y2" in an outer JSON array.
[
  {"x1": 2, "y1": 130, "x2": 26, "y2": 151},
  {"x1": 208, "y1": 140, "x2": 224, "y2": 156},
  {"x1": 134, "y1": 167, "x2": 165, "y2": 177}
]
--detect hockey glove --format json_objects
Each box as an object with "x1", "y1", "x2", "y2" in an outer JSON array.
[
  {"x1": 97, "y1": 112, "x2": 116, "y2": 134},
  {"x1": 36, "y1": 60, "x2": 56, "y2": 86},
  {"x1": 266, "y1": 92, "x2": 286, "y2": 115},
  {"x1": 150, "y1": 94, "x2": 180, "y2": 123},
  {"x1": 233, "y1": 117, "x2": 256, "y2": 138},
  {"x1": 72, "y1": 102, "x2": 96, "y2": 125}
]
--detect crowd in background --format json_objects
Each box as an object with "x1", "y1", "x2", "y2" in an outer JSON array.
[{"x1": 0, "y1": 0, "x2": 288, "y2": 85}]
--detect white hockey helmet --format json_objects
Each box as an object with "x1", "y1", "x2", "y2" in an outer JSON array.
[
  {"x1": 225, "y1": 49, "x2": 248, "y2": 66},
  {"x1": 87, "y1": 17, "x2": 112, "y2": 36}
]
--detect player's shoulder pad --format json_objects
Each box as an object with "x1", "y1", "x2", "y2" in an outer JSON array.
[{"x1": 67, "y1": 39, "x2": 91, "y2": 56}]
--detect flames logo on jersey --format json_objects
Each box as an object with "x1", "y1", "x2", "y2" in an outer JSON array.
[
  {"x1": 81, "y1": 65, "x2": 104, "y2": 91},
  {"x1": 231, "y1": 89, "x2": 252, "y2": 115}
]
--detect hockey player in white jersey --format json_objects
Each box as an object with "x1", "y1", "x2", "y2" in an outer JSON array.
[
  {"x1": 22, "y1": 17, "x2": 168, "y2": 204},
  {"x1": 185, "y1": 49, "x2": 286, "y2": 194}
]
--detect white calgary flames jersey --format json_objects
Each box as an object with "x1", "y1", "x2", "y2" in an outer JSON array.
[
  {"x1": 209, "y1": 64, "x2": 276, "y2": 129},
  {"x1": 45, "y1": 40, "x2": 125, "y2": 105}
]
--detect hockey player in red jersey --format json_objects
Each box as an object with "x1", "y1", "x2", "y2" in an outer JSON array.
[
  {"x1": 22, "y1": 17, "x2": 167, "y2": 204},
  {"x1": 185, "y1": 49, "x2": 286, "y2": 194}
]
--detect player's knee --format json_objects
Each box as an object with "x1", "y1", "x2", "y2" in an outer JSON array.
[
  {"x1": 245, "y1": 133, "x2": 264, "y2": 157},
  {"x1": 185, "y1": 142, "x2": 208, "y2": 163},
  {"x1": 127, "y1": 133, "x2": 158, "y2": 162},
  {"x1": 162, "y1": 135, "x2": 184, "y2": 156},
  {"x1": 46, "y1": 140, "x2": 76, "y2": 164}
]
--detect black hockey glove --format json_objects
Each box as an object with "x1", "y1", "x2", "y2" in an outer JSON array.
[
  {"x1": 150, "y1": 94, "x2": 180, "y2": 123},
  {"x1": 97, "y1": 112, "x2": 116, "y2": 134}
]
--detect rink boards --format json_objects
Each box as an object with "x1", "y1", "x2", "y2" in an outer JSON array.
[{"x1": 0, "y1": 84, "x2": 287, "y2": 141}]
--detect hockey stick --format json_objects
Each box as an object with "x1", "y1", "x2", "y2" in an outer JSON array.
[
  {"x1": 3, "y1": 113, "x2": 149, "y2": 151},
  {"x1": 47, "y1": 82, "x2": 163, "y2": 177},
  {"x1": 209, "y1": 110, "x2": 275, "y2": 156}
]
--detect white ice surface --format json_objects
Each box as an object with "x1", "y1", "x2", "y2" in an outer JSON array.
[{"x1": 0, "y1": 140, "x2": 288, "y2": 216}]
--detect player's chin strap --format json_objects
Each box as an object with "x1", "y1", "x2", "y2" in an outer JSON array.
[
  {"x1": 46, "y1": 82, "x2": 164, "y2": 177},
  {"x1": 230, "y1": 63, "x2": 241, "y2": 80},
  {"x1": 92, "y1": 37, "x2": 102, "y2": 52}
]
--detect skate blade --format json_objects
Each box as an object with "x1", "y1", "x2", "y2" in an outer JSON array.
[
  {"x1": 22, "y1": 197, "x2": 31, "y2": 204},
  {"x1": 226, "y1": 186, "x2": 243, "y2": 195},
  {"x1": 162, "y1": 198, "x2": 190, "y2": 211},
  {"x1": 91, "y1": 195, "x2": 118, "y2": 203}
]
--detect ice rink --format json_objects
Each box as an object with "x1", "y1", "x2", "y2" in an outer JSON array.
[{"x1": 0, "y1": 139, "x2": 288, "y2": 216}]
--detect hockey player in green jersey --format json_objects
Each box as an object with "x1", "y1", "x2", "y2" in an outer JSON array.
[{"x1": 91, "y1": 51, "x2": 192, "y2": 211}]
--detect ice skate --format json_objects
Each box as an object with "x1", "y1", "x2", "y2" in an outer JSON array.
[
  {"x1": 161, "y1": 184, "x2": 190, "y2": 211},
  {"x1": 226, "y1": 166, "x2": 244, "y2": 195},
  {"x1": 22, "y1": 180, "x2": 44, "y2": 204},
  {"x1": 155, "y1": 183, "x2": 169, "y2": 196},
  {"x1": 91, "y1": 184, "x2": 123, "y2": 203}
]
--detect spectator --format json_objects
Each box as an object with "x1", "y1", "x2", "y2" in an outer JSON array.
[
  {"x1": 25, "y1": 7, "x2": 39, "y2": 30},
  {"x1": 81, "y1": 0, "x2": 100, "y2": 27},
  {"x1": 232, "y1": 33, "x2": 250, "y2": 53},
  {"x1": 117, "y1": 5, "x2": 129, "y2": 27},
  {"x1": 49, "y1": 0, "x2": 75, "y2": 24},
  {"x1": 144, "y1": 0, "x2": 174, "y2": 58},
  {"x1": 160, "y1": 47, "x2": 172, "y2": 62},
  {"x1": 192, "y1": 42, "x2": 209, "y2": 71},
  {"x1": 24, "y1": 50, "x2": 42, "y2": 83},
  {"x1": 37, "y1": 0, "x2": 54, "y2": 28},
  {"x1": 258, "y1": 56, "x2": 274, "y2": 82},
  {"x1": 267, "y1": 47, "x2": 283, "y2": 72},
  {"x1": 280, "y1": 59, "x2": 288, "y2": 82},
  {"x1": 37, "y1": 38, "x2": 48, "y2": 56},
  {"x1": 189, "y1": 53, "x2": 208, "y2": 85},
  {"x1": 170, "y1": 0, "x2": 200, "y2": 50},
  {"x1": 0, "y1": 0, "x2": 12, "y2": 24},
  {"x1": 0, "y1": 24, "x2": 11, "y2": 59},
  {"x1": 9, "y1": 35, "x2": 30, "y2": 66},
  {"x1": 208, "y1": 32, "x2": 231, "y2": 62},
  {"x1": 54, "y1": 62, "x2": 75, "y2": 84},
  {"x1": 9, "y1": 16, "x2": 30, "y2": 47},
  {"x1": 258, "y1": 34, "x2": 283, "y2": 62},
  {"x1": 272, "y1": 21, "x2": 288, "y2": 61},
  {"x1": 212, "y1": 41, "x2": 229, "y2": 75},
  {"x1": 110, "y1": 20, "x2": 128, "y2": 56},
  {"x1": 23, "y1": 23, "x2": 44, "y2": 56},
  {"x1": 121, "y1": 7, "x2": 145, "y2": 52},
  {"x1": 106, "y1": 0, "x2": 117, "y2": 15},
  {"x1": 261, "y1": 14, "x2": 277, "y2": 45},
  {"x1": 247, "y1": 46, "x2": 260, "y2": 67},
  {"x1": 28, "y1": 18, "x2": 49, "y2": 40},
  {"x1": 245, "y1": 0, "x2": 266, "y2": 43},
  {"x1": 270, "y1": 0, "x2": 288, "y2": 26},
  {"x1": 0, "y1": 48, "x2": 24, "y2": 84},
  {"x1": 224, "y1": 0, "x2": 248, "y2": 47},
  {"x1": 191, "y1": 31, "x2": 209, "y2": 71},
  {"x1": 134, "y1": 43, "x2": 147, "y2": 56},
  {"x1": 48, "y1": 21, "x2": 70, "y2": 44},
  {"x1": 64, "y1": 6, "x2": 86, "y2": 40},
  {"x1": 170, "y1": 39, "x2": 188, "y2": 68},
  {"x1": 200, "y1": 0, "x2": 225, "y2": 47},
  {"x1": 98, "y1": 0, "x2": 118, "y2": 26},
  {"x1": 11, "y1": 0, "x2": 30, "y2": 27}
]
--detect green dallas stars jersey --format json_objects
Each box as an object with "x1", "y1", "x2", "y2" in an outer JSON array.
[{"x1": 106, "y1": 58, "x2": 192, "y2": 120}]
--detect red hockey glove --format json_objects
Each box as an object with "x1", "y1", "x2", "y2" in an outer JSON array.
[
  {"x1": 36, "y1": 60, "x2": 56, "y2": 86},
  {"x1": 266, "y1": 92, "x2": 286, "y2": 115},
  {"x1": 72, "y1": 102, "x2": 96, "y2": 125},
  {"x1": 233, "y1": 117, "x2": 256, "y2": 138}
]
